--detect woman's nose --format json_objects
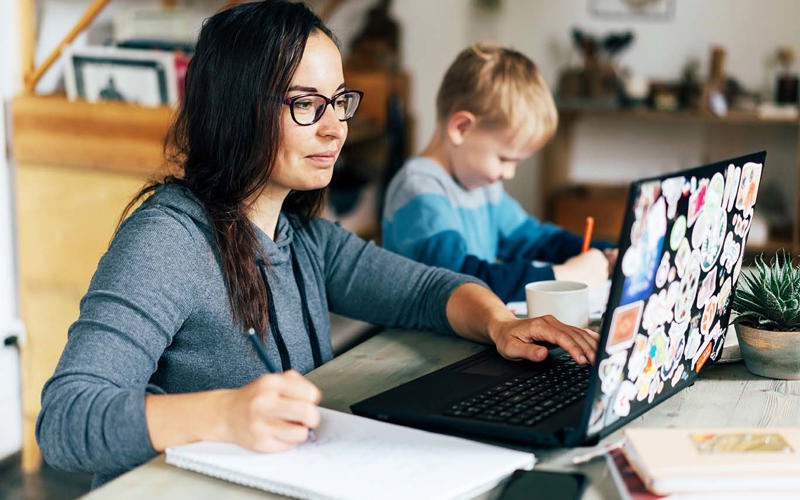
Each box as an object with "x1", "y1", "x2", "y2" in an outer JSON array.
[{"x1": 316, "y1": 104, "x2": 346, "y2": 139}]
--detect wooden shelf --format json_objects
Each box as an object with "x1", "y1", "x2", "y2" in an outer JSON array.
[
  {"x1": 558, "y1": 106, "x2": 800, "y2": 126},
  {"x1": 541, "y1": 106, "x2": 800, "y2": 257},
  {"x1": 12, "y1": 94, "x2": 175, "y2": 176}
]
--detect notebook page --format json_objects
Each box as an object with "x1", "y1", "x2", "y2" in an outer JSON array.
[{"x1": 166, "y1": 407, "x2": 535, "y2": 500}]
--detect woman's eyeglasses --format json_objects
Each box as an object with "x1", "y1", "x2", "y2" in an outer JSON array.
[{"x1": 283, "y1": 90, "x2": 364, "y2": 126}]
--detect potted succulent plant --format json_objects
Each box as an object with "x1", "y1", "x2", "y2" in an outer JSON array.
[{"x1": 731, "y1": 251, "x2": 800, "y2": 379}]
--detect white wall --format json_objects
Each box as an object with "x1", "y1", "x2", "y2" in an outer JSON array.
[
  {"x1": 392, "y1": 0, "x2": 800, "y2": 215},
  {"x1": 0, "y1": 0, "x2": 22, "y2": 463}
]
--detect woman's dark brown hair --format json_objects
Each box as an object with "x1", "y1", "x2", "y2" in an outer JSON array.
[{"x1": 121, "y1": 0, "x2": 335, "y2": 339}]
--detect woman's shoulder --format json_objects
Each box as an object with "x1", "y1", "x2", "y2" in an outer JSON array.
[{"x1": 114, "y1": 184, "x2": 212, "y2": 256}]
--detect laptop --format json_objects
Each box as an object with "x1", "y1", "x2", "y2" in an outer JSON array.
[{"x1": 352, "y1": 151, "x2": 766, "y2": 447}]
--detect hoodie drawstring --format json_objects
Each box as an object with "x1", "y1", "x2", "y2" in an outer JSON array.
[{"x1": 256, "y1": 250, "x2": 323, "y2": 371}]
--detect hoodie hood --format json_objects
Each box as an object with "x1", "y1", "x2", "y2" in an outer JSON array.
[{"x1": 143, "y1": 183, "x2": 294, "y2": 264}]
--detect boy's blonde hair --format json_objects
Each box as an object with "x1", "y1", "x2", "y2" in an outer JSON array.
[{"x1": 436, "y1": 43, "x2": 558, "y2": 145}]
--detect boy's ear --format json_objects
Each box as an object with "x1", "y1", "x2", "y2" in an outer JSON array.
[{"x1": 446, "y1": 111, "x2": 477, "y2": 146}]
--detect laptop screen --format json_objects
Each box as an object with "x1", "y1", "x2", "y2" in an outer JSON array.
[{"x1": 584, "y1": 151, "x2": 765, "y2": 440}]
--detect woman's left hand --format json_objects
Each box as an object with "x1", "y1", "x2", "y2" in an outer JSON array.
[
  {"x1": 488, "y1": 315, "x2": 599, "y2": 365},
  {"x1": 447, "y1": 283, "x2": 599, "y2": 366}
]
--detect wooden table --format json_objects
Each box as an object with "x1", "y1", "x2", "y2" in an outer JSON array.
[{"x1": 82, "y1": 329, "x2": 800, "y2": 500}]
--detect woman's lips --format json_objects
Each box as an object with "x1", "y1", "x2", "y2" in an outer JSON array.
[{"x1": 306, "y1": 152, "x2": 337, "y2": 165}]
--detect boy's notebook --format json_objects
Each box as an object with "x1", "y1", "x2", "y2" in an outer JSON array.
[
  {"x1": 623, "y1": 427, "x2": 800, "y2": 495},
  {"x1": 165, "y1": 408, "x2": 535, "y2": 500}
]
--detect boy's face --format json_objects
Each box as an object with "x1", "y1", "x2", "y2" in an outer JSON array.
[{"x1": 450, "y1": 124, "x2": 544, "y2": 190}]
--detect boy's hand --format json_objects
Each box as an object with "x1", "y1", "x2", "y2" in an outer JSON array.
[
  {"x1": 552, "y1": 249, "x2": 608, "y2": 287},
  {"x1": 489, "y1": 315, "x2": 599, "y2": 365}
]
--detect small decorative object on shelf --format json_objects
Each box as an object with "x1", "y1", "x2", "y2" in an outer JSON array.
[
  {"x1": 775, "y1": 46, "x2": 799, "y2": 106},
  {"x1": 557, "y1": 27, "x2": 634, "y2": 109},
  {"x1": 732, "y1": 250, "x2": 800, "y2": 379},
  {"x1": 64, "y1": 45, "x2": 179, "y2": 107}
]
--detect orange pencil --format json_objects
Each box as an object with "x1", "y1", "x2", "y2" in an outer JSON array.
[{"x1": 581, "y1": 216, "x2": 594, "y2": 253}]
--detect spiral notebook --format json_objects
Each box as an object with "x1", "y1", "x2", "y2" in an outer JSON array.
[{"x1": 166, "y1": 407, "x2": 535, "y2": 500}]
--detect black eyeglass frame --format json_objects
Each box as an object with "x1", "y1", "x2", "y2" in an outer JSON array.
[{"x1": 282, "y1": 89, "x2": 364, "y2": 126}]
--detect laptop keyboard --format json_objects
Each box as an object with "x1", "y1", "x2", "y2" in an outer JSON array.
[{"x1": 443, "y1": 357, "x2": 590, "y2": 427}]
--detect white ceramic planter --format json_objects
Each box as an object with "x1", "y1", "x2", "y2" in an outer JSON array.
[{"x1": 735, "y1": 323, "x2": 800, "y2": 380}]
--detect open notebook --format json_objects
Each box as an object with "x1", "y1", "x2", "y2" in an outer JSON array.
[{"x1": 166, "y1": 407, "x2": 534, "y2": 500}]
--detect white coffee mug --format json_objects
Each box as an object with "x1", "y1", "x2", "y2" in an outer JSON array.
[{"x1": 525, "y1": 280, "x2": 589, "y2": 328}]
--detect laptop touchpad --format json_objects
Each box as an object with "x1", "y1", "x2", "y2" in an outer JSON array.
[{"x1": 460, "y1": 355, "x2": 530, "y2": 377}]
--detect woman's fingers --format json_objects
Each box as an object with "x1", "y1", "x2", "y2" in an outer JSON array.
[
  {"x1": 256, "y1": 370, "x2": 322, "y2": 403},
  {"x1": 225, "y1": 372, "x2": 323, "y2": 453},
  {"x1": 496, "y1": 316, "x2": 601, "y2": 365},
  {"x1": 249, "y1": 419, "x2": 314, "y2": 452}
]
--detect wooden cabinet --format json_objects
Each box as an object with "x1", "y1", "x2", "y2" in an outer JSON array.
[{"x1": 541, "y1": 108, "x2": 800, "y2": 256}]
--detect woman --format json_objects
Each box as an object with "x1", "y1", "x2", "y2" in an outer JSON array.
[{"x1": 36, "y1": 0, "x2": 598, "y2": 487}]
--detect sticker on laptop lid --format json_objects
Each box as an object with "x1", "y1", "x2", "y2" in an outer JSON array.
[{"x1": 691, "y1": 432, "x2": 794, "y2": 454}]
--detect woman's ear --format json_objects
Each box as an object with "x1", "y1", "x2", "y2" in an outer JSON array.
[{"x1": 446, "y1": 111, "x2": 477, "y2": 146}]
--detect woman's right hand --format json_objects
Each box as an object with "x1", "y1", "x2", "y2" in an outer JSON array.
[
  {"x1": 552, "y1": 248, "x2": 609, "y2": 287},
  {"x1": 220, "y1": 370, "x2": 322, "y2": 452}
]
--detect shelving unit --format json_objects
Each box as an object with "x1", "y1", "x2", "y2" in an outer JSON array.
[{"x1": 541, "y1": 107, "x2": 800, "y2": 256}]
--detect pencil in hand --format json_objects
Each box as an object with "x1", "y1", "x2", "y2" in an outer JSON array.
[
  {"x1": 247, "y1": 328, "x2": 317, "y2": 442},
  {"x1": 581, "y1": 216, "x2": 594, "y2": 253}
]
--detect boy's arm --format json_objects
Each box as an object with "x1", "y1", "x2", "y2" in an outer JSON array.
[
  {"x1": 497, "y1": 193, "x2": 614, "y2": 263},
  {"x1": 459, "y1": 252, "x2": 554, "y2": 302}
]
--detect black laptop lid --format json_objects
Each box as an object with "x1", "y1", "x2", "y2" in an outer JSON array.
[{"x1": 582, "y1": 151, "x2": 765, "y2": 441}]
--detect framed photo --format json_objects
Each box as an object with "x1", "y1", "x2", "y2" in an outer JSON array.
[
  {"x1": 64, "y1": 45, "x2": 178, "y2": 107},
  {"x1": 589, "y1": 0, "x2": 675, "y2": 20}
]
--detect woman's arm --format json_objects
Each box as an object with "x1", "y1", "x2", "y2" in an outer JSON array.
[
  {"x1": 445, "y1": 283, "x2": 599, "y2": 365},
  {"x1": 36, "y1": 209, "x2": 320, "y2": 476},
  {"x1": 145, "y1": 371, "x2": 320, "y2": 452}
]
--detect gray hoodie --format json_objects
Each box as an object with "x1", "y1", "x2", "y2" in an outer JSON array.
[{"x1": 36, "y1": 183, "x2": 479, "y2": 486}]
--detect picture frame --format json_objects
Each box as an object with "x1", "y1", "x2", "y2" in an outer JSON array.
[
  {"x1": 589, "y1": 0, "x2": 675, "y2": 21},
  {"x1": 64, "y1": 45, "x2": 178, "y2": 107}
]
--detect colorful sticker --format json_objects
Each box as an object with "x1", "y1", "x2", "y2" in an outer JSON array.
[
  {"x1": 698, "y1": 207, "x2": 727, "y2": 271},
  {"x1": 723, "y1": 163, "x2": 741, "y2": 212},
  {"x1": 626, "y1": 334, "x2": 650, "y2": 381},
  {"x1": 706, "y1": 172, "x2": 725, "y2": 208},
  {"x1": 599, "y1": 352, "x2": 627, "y2": 394},
  {"x1": 696, "y1": 270, "x2": 716, "y2": 309},
  {"x1": 642, "y1": 289, "x2": 671, "y2": 333},
  {"x1": 735, "y1": 162, "x2": 762, "y2": 217},
  {"x1": 694, "y1": 340, "x2": 713, "y2": 372},
  {"x1": 687, "y1": 178, "x2": 708, "y2": 227},
  {"x1": 720, "y1": 232, "x2": 740, "y2": 273},
  {"x1": 606, "y1": 301, "x2": 644, "y2": 353},
  {"x1": 700, "y1": 296, "x2": 718, "y2": 336},
  {"x1": 674, "y1": 252, "x2": 701, "y2": 324},
  {"x1": 670, "y1": 215, "x2": 687, "y2": 251},
  {"x1": 611, "y1": 380, "x2": 636, "y2": 417},
  {"x1": 661, "y1": 176, "x2": 685, "y2": 219},
  {"x1": 661, "y1": 335, "x2": 685, "y2": 381},
  {"x1": 655, "y1": 252, "x2": 670, "y2": 289},
  {"x1": 621, "y1": 197, "x2": 667, "y2": 303},
  {"x1": 717, "y1": 277, "x2": 732, "y2": 314},
  {"x1": 685, "y1": 322, "x2": 702, "y2": 361},
  {"x1": 674, "y1": 239, "x2": 690, "y2": 278}
]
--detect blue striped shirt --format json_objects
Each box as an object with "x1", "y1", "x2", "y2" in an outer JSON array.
[{"x1": 383, "y1": 157, "x2": 610, "y2": 301}]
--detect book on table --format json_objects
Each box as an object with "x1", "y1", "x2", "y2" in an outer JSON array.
[{"x1": 622, "y1": 427, "x2": 800, "y2": 496}]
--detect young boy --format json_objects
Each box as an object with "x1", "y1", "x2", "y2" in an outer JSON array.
[{"x1": 382, "y1": 43, "x2": 616, "y2": 302}]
